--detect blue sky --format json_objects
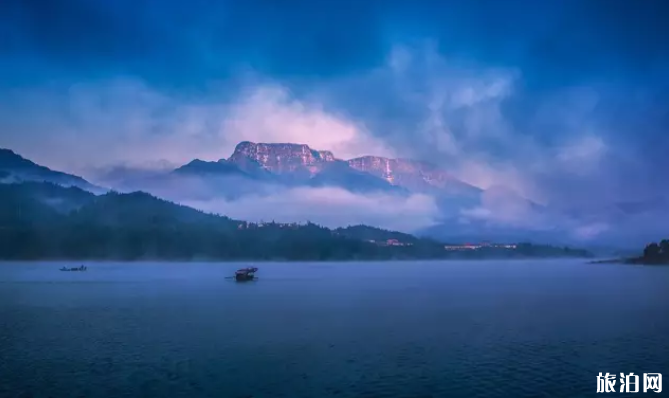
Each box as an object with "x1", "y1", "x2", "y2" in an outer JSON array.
[{"x1": 1, "y1": 0, "x2": 668, "y2": 242}]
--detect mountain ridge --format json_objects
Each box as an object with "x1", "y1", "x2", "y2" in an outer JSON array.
[
  {"x1": 0, "y1": 181, "x2": 593, "y2": 260},
  {"x1": 0, "y1": 148, "x2": 102, "y2": 192},
  {"x1": 227, "y1": 141, "x2": 337, "y2": 176},
  {"x1": 222, "y1": 141, "x2": 479, "y2": 196},
  {"x1": 0, "y1": 144, "x2": 550, "y2": 244}
]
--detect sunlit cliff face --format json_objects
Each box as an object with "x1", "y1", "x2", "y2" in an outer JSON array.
[
  {"x1": 346, "y1": 156, "x2": 479, "y2": 196},
  {"x1": 227, "y1": 141, "x2": 337, "y2": 176},
  {"x1": 1, "y1": 1, "x2": 668, "y2": 246},
  {"x1": 225, "y1": 141, "x2": 479, "y2": 196}
]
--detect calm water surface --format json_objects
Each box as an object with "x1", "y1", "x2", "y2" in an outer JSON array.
[{"x1": 1, "y1": 260, "x2": 668, "y2": 398}]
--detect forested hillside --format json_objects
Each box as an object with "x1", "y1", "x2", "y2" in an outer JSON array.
[{"x1": 0, "y1": 182, "x2": 592, "y2": 261}]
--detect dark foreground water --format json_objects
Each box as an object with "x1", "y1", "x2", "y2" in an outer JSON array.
[{"x1": 1, "y1": 260, "x2": 668, "y2": 398}]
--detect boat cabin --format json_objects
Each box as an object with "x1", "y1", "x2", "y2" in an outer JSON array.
[{"x1": 235, "y1": 267, "x2": 258, "y2": 282}]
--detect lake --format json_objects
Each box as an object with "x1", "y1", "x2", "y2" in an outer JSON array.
[{"x1": 1, "y1": 260, "x2": 668, "y2": 398}]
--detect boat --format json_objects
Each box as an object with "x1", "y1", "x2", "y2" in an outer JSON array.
[
  {"x1": 59, "y1": 265, "x2": 87, "y2": 272},
  {"x1": 234, "y1": 267, "x2": 258, "y2": 282}
]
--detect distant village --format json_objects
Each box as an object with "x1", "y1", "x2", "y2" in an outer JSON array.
[
  {"x1": 236, "y1": 221, "x2": 304, "y2": 229},
  {"x1": 234, "y1": 222, "x2": 518, "y2": 251},
  {"x1": 367, "y1": 239, "x2": 518, "y2": 251},
  {"x1": 443, "y1": 242, "x2": 518, "y2": 251},
  {"x1": 366, "y1": 239, "x2": 414, "y2": 247}
]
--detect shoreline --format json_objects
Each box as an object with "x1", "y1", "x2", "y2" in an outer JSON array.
[
  {"x1": 0, "y1": 257, "x2": 594, "y2": 264},
  {"x1": 589, "y1": 258, "x2": 625, "y2": 264},
  {"x1": 589, "y1": 257, "x2": 669, "y2": 266}
]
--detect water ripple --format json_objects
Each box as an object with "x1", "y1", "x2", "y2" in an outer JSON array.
[{"x1": 1, "y1": 260, "x2": 668, "y2": 398}]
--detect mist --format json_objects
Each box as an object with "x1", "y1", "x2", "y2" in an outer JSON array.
[
  {"x1": 2, "y1": 1, "x2": 668, "y2": 248},
  {"x1": 182, "y1": 186, "x2": 441, "y2": 233}
]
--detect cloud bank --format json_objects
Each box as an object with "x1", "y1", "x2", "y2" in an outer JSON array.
[
  {"x1": 183, "y1": 187, "x2": 440, "y2": 233},
  {"x1": 0, "y1": 79, "x2": 393, "y2": 175},
  {"x1": 0, "y1": 22, "x2": 667, "y2": 247}
]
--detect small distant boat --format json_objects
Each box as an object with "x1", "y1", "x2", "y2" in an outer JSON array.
[
  {"x1": 234, "y1": 267, "x2": 258, "y2": 282},
  {"x1": 59, "y1": 265, "x2": 87, "y2": 272}
]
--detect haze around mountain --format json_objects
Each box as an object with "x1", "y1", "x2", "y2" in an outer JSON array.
[{"x1": 1, "y1": 1, "x2": 668, "y2": 250}]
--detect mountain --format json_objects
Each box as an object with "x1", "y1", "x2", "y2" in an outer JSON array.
[
  {"x1": 0, "y1": 182, "x2": 446, "y2": 260},
  {"x1": 307, "y1": 161, "x2": 407, "y2": 194},
  {"x1": 93, "y1": 141, "x2": 477, "y2": 198},
  {"x1": 0, "y1": 144, "x2": 552, "y2": 244},
  {"x1": 0, "y1": 148, "x2": 101, "y2": 192},
  {"x1": 228, "y1": 141, "x2": 336, "y2": 176},
  {"x1": 0, "y1": 181, "x2": 93, "y2": 215},
  {"x1": 0, "y1": 144, "x2": 554, "y2": 243},
  {"x1": 217, "y1": 141, "x2": 402, "y2": 193},
  {"x1": 174, "y1": 159, "x2": 249, "y2": 177},
  {"x1": 347, "y1": 156, "x2": 481, "y2": 197},
  {"x1": 0, "y1": 182, "x2": 591, "y2": 260},
  {"x1": 225, "y1": 141, "x2": 476, "y2": 196},
  {"x1": 113, "y1": 168, "x2": 271, "y2": 202}
]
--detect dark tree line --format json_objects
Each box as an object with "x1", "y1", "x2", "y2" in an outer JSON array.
[
  {"x1": 0, "y1": 182, "x2": 592, "y2": 261},
  {"x1": 639, "y1": 239, "x2": 669, "y2": 264},
  {"x1": 0, "y1": 183, "x2": 439, "y2": 260}
]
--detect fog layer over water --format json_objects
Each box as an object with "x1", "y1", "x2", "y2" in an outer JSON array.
[{"x1": 1, "y1": 260, "x2": 668, "y2": 398}]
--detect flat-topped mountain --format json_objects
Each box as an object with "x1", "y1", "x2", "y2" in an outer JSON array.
[
  {"x1": 218, "y1": 141, "x2": 477, "y2": 195},
  {"x1": 50, "y1": 140, "x2": 486, "y2": 203},
  {"x1": 0, "y1": 145, "x2": 595, "y2": 247},
  {"x1": 227, "y1": 141, "x2": 337, "y2": 175},
  {"x1": 0, "y1": 144, "x2": 527, "y2": 230}
]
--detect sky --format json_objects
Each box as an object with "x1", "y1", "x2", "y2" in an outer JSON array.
[{"x1": 1, "y1": 0, "x2": 668, "y2": 244}]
